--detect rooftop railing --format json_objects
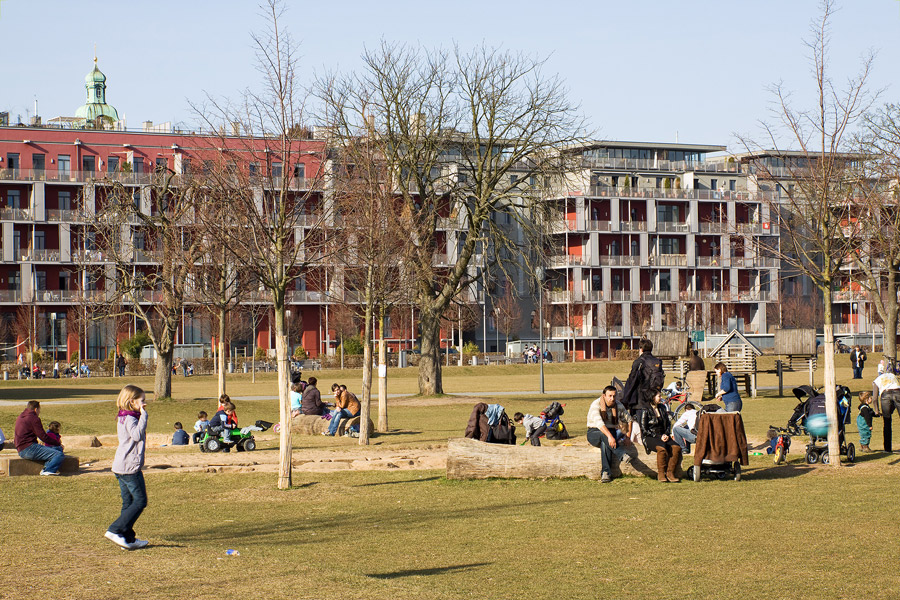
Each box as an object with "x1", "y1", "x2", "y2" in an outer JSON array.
[{"x1": 580, "y1": 157, "x2": 741, "y2": 173}]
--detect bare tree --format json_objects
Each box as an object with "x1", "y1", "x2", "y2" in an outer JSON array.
[
  {"x1": 195, "y1": 0, "x2": 329, "y2": 488},
  {"x1": 319, "y1": 42, "x2": 584, "y2": 395},
  {"x1": 494, "y1": 284, "x2": 522, "y2": 351},
  {"x1": 739, "y1": 0, "x2": 876, "y2": 465},
  {"x1": 328, "y1": 302, "x2": 359, "y2": 370},
  {"x1": 596, "y1": 302, "x2": 622, "y2": 361},
  {"x1": 90, "y1": 171, "x2": 206, "y2": 399},
  {"x1": 853, "y1": 103, "x2": 900, "y2": 359}
]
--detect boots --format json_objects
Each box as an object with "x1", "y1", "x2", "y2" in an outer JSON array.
[
  {"x1": 667, "y1": 445, "x2": 682, "y2": 483},
  {"x1": 861, "y1": 444, "x2": 870, "y2": 452},
  {"x1": 655, "y1": 448, "x2": 668, "y2": 482}
]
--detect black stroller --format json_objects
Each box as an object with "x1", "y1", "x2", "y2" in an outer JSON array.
[{"x1": 793, "y1": 385, "x2": 855, "y2": 464}]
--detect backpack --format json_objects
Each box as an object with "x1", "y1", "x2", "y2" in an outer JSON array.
[
  {"x1": 545, "y1": 421, "x2": 569, "y2": 440},
  {"x1": 640, "y1": 355, "x2": 666, "y2": 400},
  {"x1": 542, "y1": 402, "x2": 564, "y2": 420}
]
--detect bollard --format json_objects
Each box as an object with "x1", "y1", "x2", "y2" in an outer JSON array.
[{"x1": 809, "y1": 359, "x2": 814, "y2": 388}]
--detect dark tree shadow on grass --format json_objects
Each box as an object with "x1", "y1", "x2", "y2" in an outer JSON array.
[
  {"x1": 354, "y1": 476, "x2": 442, "y2": 487},
  {"x1": 740, "y1": 463, "x2": 816, "y2": 480},
  {"x1": 367, "y1": 562, "x2": 492, "y2": 579}
]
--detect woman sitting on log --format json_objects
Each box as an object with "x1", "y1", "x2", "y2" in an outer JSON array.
[{"x1": 639, "y1": 392, "x2": 682, "y2": 482}]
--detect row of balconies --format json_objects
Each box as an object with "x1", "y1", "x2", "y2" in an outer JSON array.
[
  {"x1": 581, "y1": 186, "x2": 764, "y2": 201},
  {"x1": 548, "y1": 253, "x2": 780, "y2": 269},
  {"x1": 546, "y1": 289, "x2": 777, "y2": 304},
  {"x1": 550, "y1": 218, "x2": 779, "y2": 236},
  {"x1": 579, "y1": 157, "x2": 742, "y2": 173},
  {"x1": 0, "y1": 168, "x2": 315, "y2": 190}
]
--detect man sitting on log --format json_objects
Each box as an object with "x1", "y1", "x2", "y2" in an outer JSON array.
[
  {"x1": 14, "y1": 401, "x2": 66, "y2": 476},
  {"x1": 586, "y1": 386, "x2": 633, "y2": 483}
]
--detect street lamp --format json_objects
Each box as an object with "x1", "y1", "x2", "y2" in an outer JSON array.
[{"x1": 536, "y1": 266, "x2": 545, "y2": 394}]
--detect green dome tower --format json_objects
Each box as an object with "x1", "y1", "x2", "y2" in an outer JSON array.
[{"x1": 75, "y1": 57, "x2": 120, "y2": 125}]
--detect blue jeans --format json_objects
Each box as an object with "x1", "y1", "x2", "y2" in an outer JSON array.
[
  {"x1": 109, "y1": 472, "x2": 147, "y2": 543},
  {"x1": 587, "y1": 428, "x2": 628, "y2": 476},
  {"x1": 857, "y1": 415, "x2": 872, "y2": 446},
  {"x1": 672, "y1": 426, "x2": 696, "y2": 452},
  {"x1": 18, "y1": 443, "x2": 65, "y2": 473},
  {"x1": 725, "y1": 400, "x2": 742, "y2": 412},
  {"x1": 327, "y1": 408, "x2": 357, "y2": 436}
]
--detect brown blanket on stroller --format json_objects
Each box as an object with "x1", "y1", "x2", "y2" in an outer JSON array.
[{"x1": 693, "y1": 412, "x2": 749, "y2": 466}]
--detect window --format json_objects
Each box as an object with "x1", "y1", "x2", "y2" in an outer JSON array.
[
  {"x1": 612, "y1": 273, "x2": 622, "y2": 290},
  {"x1": 133, "y1": 189, "x2": 141, "y2": 211},
  {"x1": 35, "y1": 270, "x2": 47, "y2": 291},
  {"x1": 510, "y1": 175, "x2": 518, "y2": 185},
  {"x1": 659, "y1": 272, "x2": 671, "y2": 292},
  {"x1": 6, "y1": 153, "x2": 19, "y2": 170},
  {"x1": 181, "y1": 158, "x2": 191, "y2": 174},
  {"x1": 729, "y1": 179, "x2": 736, "y2": 192},
  {"x1": 592, "y1": 273, "x2": 602, "y2": 290},
  {"x1": 107, "y1": 156, "x2": 119, "y2": 172},
  {"x1": 271, "y1": 163, "x2": 283, "y2": 178},
  {"x1": 249, "y1": 162, "x2": 259, "y2": 177},
  {"x1": 132, "y1": 157, "x2": 144, "y2": 173},
  {"x1": 659, "y1": 238, "x2": 680, "y2": 254},
  {"x1": 133, "y1": 231, "x2": 145, "y2": 250},
  {"x1": 458, "y1": 172, "x2": 468, "y2": 184},
  {"x1": 203, "y1": 160, "x2": 213, "y2": 175},
  {"x1": 155, "y1": 158, "x2": 167, "y2": 172},
  {"x1": 32, "y1": 154, "x2": 45, "y2": 172},
  {"x1": 82, "y1": 156, "x2": 95, "y2": 173},
  {"x1": 9, "y1": 271, "x2": 20, "y2": 291},
  {"x1": 58, "y1": 155, "x2": 71, "y2": 176},
  {"x1": 710, "y1": 178, "x2": 718, "y2": 190},
  {"x1": 58, "y1": 191, "x2": 71, "y2": 211},
  {"x1": 657, "y1": 204, "x2": 679, "y2": 223},
  {"x1": 7, "y1": 190, "x2": 21, "y2": 209},
  {"x1": 609, "y1": 240, "x2": 620, "y2": 255},
  {"x1": 33, "y1": 231, "x2": 45, "y2": 250},
  {"x1": 293, "y1": 163, "x2": 305, "y2": 179},
  {"x1": 631, "y1": 239, "x2": 639, "y2": 256}
]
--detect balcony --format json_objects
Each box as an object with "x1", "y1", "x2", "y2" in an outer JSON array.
[
  {"x1": 287, "y1": 290, "x2": 328, "y2": 303},
  {"x1": 133, "y1": 250, "x2": 164, "y2": 263},
  {"x1": 588, "y1": 220, "x2": 612, "y2": 232},
  {"x1": 72, "y1": 249, "x2": 106, "y2": 262},
  {"x1": 547, "y1": 255, "x2": 589, "y2": 267},
  {"x1": 23, "y1": 249, "x2": 62, "y2": 262},
  {"x1": 699, "y1": 222, "x2": 727, "y2": 234},
  {"x1": 620, "y1": 221, "x2": 647, "y2": 232},
  {"x1": 642, "y1": 290, "x2": 672, "y2": 301},
  {"x1": 696, "y1": 256, "x2": 726, "y2": 267},
  {"x1": 548, "y1": 290, "x2": 574, "y2": 303},
  {"x1": 0, "y1": 290, "x2": 21, "y2": 302},
  {"x1": 549, "y1": 219, "x2": 577, "y2": 234},
  {"x1": 609, "y1": 290, "x2": 629, "y2": 302},
  {"x1": 649, "y1": 254, "x2": 687, "y2": 267},
  {"x1": 0, "y1": 207, "x2": 33, "y2": 221},
  {"x1": 599, "y1": 255, "x2": 639, "y2": 266},
  {"x1": 46, "y1": 209, "x2": 83, "y2": 222},
  {"x1": 580, "y1": 157, "x2": 741, "y2": 173},
  {"x1": 583, "y1": 187, "x2": 765, "y2": 202},
  {"x1": 699, "y1": 290, "x2": 730, "y2": 301},
  {"x1": 600, "y1": 326, "x2": 623, "y2": 337},
  {"x1": 656, "y1": 220, "x2": 690, "y2": 233}
]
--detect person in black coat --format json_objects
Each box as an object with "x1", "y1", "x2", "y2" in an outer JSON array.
[{"x1": 639, "y1": 392, "x2": 682, "y2": 482}]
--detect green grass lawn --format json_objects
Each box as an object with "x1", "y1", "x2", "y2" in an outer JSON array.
[{"x1": 1, "y1": 358, "x2": 897, "y2": 599}]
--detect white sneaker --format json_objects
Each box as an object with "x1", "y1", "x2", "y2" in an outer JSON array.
[
  {"x1": 104, "y1": 531, "x2": 130, "y2": 549},
  {"x1": 128, "y1": 539, "x2": 149, "y2": 550},
  {"x1": 39, "y1": 470, "x2": 60, "y2": 476}
]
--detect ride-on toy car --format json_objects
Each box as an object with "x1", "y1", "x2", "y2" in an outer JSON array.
[{"x1": 199, "y1": 420, "x2": 273, "y2": 452}]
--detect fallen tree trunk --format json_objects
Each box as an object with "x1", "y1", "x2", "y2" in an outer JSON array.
[
  {"x1": 446, "y1": 437, "x2": 660, "y2": 480},
  {"x1": 291, "y1": 414, "x2": 375, "y2": 436}
]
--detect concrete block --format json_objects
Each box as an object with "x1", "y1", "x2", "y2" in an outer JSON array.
[{"x1": 0, "y1": 455, "x2": 80, "y2": 476}]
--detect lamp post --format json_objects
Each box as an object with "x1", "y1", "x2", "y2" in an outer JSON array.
[{"x1": 536, "y1": 266, "x2": 545, "y2": 394}]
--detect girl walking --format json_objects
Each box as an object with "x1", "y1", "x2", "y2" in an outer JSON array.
[{"x1": 105, "y1": 385, "x2": 150, "y2": 550}]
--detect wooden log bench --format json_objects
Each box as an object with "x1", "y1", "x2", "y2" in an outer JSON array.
[
  {"x1": 0, "y1": 455, "x2": 80, "y2": 477},
  {"x1": 446, "y1": 437, "x2": 679, "y2": 480},
  {"x1": 291, "y1": 414, "x2": 375, "y2": 436}
]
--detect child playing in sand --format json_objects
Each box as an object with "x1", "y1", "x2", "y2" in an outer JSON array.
[
  {"x1": 171, "y1": 422, "x2": 189, "y2": 445},
  {"x1": 513, "y1": 412, "x2": 547, "y2": 446},
  {"x1": 857, "y1": 391, "x2": 878, "y2": 452},
  {"x1": 45, "y1": 421, "x2": 64, "y2": 452}
]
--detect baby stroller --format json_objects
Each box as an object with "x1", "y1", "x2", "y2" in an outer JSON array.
[
  {"x1": 686, "y1": 407, "x2": 747, "y2": 482},
  {"x1": 793, "y1": 385, "x2": 855, "y2": 464},
  {"x1": 540, "y1": 401, "x2": 569, "y2": 440}
]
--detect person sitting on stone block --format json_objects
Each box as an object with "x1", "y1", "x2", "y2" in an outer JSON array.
[{"x1": 14, "y1": 401, "x2": 65, "y2": 475}]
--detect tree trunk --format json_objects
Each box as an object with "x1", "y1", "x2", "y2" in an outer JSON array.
[
  {"x1": 217, "y1": 307, "x2": 226, "y2": 397},
  {"x1": 154, "y1": 348, "x2": 174, "y2": 400},
  {"x1": 359, "y1": 278, "x2": 374, "y2": 446},
  {"x1": 377, "y1": 310, "x2": 388, "y2": 433},
  {"x1": 417, "y1": 310, "x2": 443, "y2": 395},
  {"x1": 822, "y1": 294, "x2": 841, "y2": 467},
  {"x1": 274, "y1": 303, "x2": 292, "y2": 489},
  {"x1": 885, "y1": 303, "x2": 898, "y2": 361}
]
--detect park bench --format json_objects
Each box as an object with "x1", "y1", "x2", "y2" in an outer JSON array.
[
  {"x1": 0, "y1": 455, "x2": 80, "y2": 477},
  {"x1": 446, "y1": 437, "x2": 671, "y2": 480}
]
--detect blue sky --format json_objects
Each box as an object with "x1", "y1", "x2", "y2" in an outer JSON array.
[{"x1": 1, "y1": 0, "x2": 898, "y2": 150}]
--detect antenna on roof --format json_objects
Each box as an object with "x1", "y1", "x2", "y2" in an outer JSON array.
[{"x1": 94, "y1": 43, "x2": 97, "y2": 63}]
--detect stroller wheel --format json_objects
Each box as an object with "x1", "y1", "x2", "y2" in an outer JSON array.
[
  {"x1": 846, "y1": 443, "x2": 856, "y2": 463},
  {"x1": 805, "y1": 450, "x2": 818, "y2": 464},
  {"x1": 733, "y1": 462, "x2": 741, "y2": 481}
]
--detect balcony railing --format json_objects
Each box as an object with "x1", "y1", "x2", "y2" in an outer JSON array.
[
  {"x1": 580, "y1": 158, "x2": 741, "y2": 173},
  {"x1": 699, "y1": 222, "x2": 727, "y2": 233},
  {"x1": 642, "y1": 290, "x2": 672, "y2": 301},
  {"x1": 696, "y1": 256, "x2": 726, "y2": 267},
  {"x1": 549, "y1": 219, "x2": 577, "y2": 234},
  {"x1": 649, "y1": 254, "x2": 687, "y2": 267},
  {"x1": 599, "y1": 255, "x2": 639, "y2": 266},
  {"x1": 547, "y1": 255, "x2": 589, "y2": 267},
  {"x1": 46, "y1": 209, "x2": 84, "y2": 222},
  {"x1": 656, "y1": 220, "x2": 690, "y2": 233},
  {"x1": 583, "y1": 186, "x2": 764, "y2": 201},
  {"x1": 23, "y1": 249, "x2": 61, "y2": 262},
  {"x1": 600, "y1": 326, "x2": 623, "y2": 337},
  {"x1": 287, "y1": 290, "x2": 328, "y2": 303},
  {"x1": 588, "y1": 220, "x2": 613, "y2": 232},
  {"x1": 0, "y1": 290, "x2": 21, "y2": 302},
  {"x1": 609, "y1": 290, "x2": 629, "y2": 302},
  {"x1": 619, "y1": 220, "x2": 647, "y2": 232},
  {"x1": 0, "y1": 207, "x2": 33, "y2": 220},
  {"x1": 133, "y1": 250, "x2": 164, "y2": 263}
]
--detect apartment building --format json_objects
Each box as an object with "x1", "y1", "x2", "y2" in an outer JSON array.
[{"x1": 542, "y1": 141, "x2": 782, "y2": 359}]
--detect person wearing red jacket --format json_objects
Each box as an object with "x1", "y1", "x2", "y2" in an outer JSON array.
[{"x1": 14, "y1": 401, "x2": 65, "y2": 475}]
